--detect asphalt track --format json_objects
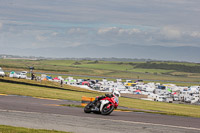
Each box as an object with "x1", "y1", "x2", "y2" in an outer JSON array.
[{"x1": 0, "y1": 94, "x2": 200, "y2": 133}]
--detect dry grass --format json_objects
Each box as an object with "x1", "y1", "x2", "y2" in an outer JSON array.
[{"x1": 0, "y1": 125, "x2": 69, "y2": 133}]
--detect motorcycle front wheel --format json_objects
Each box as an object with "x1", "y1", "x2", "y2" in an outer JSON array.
[
  {"x1": 101, "y1": 104, "x2": 114, "y2": 115},
  {"x1": 84, "y1": 102, "x2": 92, "y2": 113}
]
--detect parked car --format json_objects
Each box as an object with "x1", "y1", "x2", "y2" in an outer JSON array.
[
  {"x1": 0, "y1": 67, "x2": 5, "y2": 77},
  {"x1": 173, "y1": 95, "x2": 179, "y2": 101},
  {"x1": 9, "y1": 71, "x2": 27, "y2": 79},
  {"x1": 18, "y1": 72, "x2": 27, "y2": 79},
  {"x1": 155, "y1": 95, "x2": 166, "y2": 102},
  {"x1": 21, "y1": 71, "x2": 27, "y2": 74}
]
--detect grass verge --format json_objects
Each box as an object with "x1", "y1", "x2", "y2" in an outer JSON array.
[{"x1": 0, "y1": 125, "x2": 69, "y2": 133}]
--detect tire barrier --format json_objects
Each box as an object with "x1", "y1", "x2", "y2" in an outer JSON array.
[{"x1": 81, "y1": 96, "x2": 95, "y2": 107}]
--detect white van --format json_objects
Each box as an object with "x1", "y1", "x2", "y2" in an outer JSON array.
[
  {"x1": 0, "y1": 67, "x2": 5, "y2": 77},
  {"x1": 155, "y1": 95, "x2": 166, "y2": 102},
  {"x1": 9, "y1": 71, "x2": 27, "y2": 79}
]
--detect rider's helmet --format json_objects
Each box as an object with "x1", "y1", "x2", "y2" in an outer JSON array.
[{"x1": 113, "y1": 91, "x2": 120, "y2": 98}]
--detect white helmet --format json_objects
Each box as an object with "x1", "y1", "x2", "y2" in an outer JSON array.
[{"x1": 113, "y1": 91, "x2": 120, "y2": 97}]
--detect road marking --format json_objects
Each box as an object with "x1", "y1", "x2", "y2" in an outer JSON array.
[
  {"x1": 0, "y1": 109, "x2": 200, "y2": 131},
  {"x1": 114, "y1": 110, "x2": 132, "y2": 112},
  {"x1": 43, "y1": 104, "x2": 61, "y2": 107},
  {"x1": 36, "y1": 97, "x2": 61, "y2": 101}
]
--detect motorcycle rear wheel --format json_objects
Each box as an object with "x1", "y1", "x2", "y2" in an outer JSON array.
[{"x1": 101, "y1": 104, "x2": 114, "y2": 115}]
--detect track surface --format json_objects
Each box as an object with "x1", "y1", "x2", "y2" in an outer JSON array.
[{"x1": 0, "y1": 95, "x2": 200, "y2": 133}]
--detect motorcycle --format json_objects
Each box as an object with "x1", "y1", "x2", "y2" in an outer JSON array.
[{"x1": 84, "y1": 91, "x2": 120, "y2": 115}]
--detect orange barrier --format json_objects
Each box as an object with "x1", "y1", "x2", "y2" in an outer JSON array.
[{"x1": 81, "y1": 96, "x2": 95, "y2": 107}]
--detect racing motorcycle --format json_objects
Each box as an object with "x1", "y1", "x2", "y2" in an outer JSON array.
[{"x1": 84, "y1": 91, "x2": 120, "y2": 115}]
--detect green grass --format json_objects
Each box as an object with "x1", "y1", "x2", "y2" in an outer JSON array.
[
  {"x1": 77, "y1": 63, "x2": 133, "y2": 71},
  {"x1": 0, "y1": 78, "x2": 102, "y2": 101},
  {"x1": 0, "y1": 125, "x2": 69, "y2": 133},
  {"x1": 129, "y1": 68, "x2": 173, "y2": 74},
  {"x1": 104, "y1": 71, "x2": 200, "y2": 82},
  {"x1": 119, "y1": 97, "x2": 200, "y2": 117},
  {"x1": 0, "y1": 78, "x2": 200, "y2": 118},
  {"x1": 152, "y1": 61, "x2": 200, "y2": 66}
]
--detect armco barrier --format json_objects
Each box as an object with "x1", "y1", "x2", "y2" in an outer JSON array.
[{"x1": 81, "y1": 96, "x2": 95, "y2": 107}]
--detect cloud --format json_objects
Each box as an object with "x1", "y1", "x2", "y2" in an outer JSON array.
[
  {"x1": 97, "y1": 27, "x2": 118, "y2": 34},
  {"x1": 161, "y1": 26, "x2": 181, "y2": 40},
  {"x1": 64, "y1": 41, "x2": 82, "y2": 47},
  {"x1": 36, "y1": 35, "x2": 47, "y2": 41},
  {"x1": 190, "y1": 31, "x2": 200, "y2": 38},
  {"x1": 152, "y1": 0, "x2": 193, "y2": 4},
  {"x1": 118, "y1": 28, "x2": 141, "y2": 35},
  {"x1": 1, "y1": 0, "x2": 200, "y2": 58},
  {"x1": 67, "y1": 28, "x2": 88, "y2": 34},
  {"x1": 0, "y1": 22, "x2": 3, "y2": 29},
  {"x1": 97, "y1": 27, "x2": 141, "y2": 35},
  {"x1": 68, "y1": 28, "x2": 81, "y2": 33},
  {"x1": 51, "y1": 32, "x2": 58, "y2": 36}
]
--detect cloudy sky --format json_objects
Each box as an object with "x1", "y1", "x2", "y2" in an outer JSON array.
[{"x1": 0, "y1": 0, "x2": 200, "y2": 61}]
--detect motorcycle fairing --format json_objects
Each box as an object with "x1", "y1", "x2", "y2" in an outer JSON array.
[{"x1": 100, "y1": 100, "x2": 109, "y2": 112}]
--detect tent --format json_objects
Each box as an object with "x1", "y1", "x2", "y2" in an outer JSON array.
[
  {"x1": 167, "y1": 88, "x2": 172, "y2": 92},
  {"x1": 172, "y1": 92, "x2": 177, "y2": 95},
  {"x1": 42, "y1": 78, "x2": 47, "y2": 81},
  {"x1": 53, "y1": 77, "x2": 60, "y2": 80},
  {"x1": 10, "y1": 71, "x2": 15, "y2": 74},
  {"x1": 82, "y1": 81, "x2": 90, "y2": 86},
  {"x1": 46, "y1": 76, "x2": 52, "y2": 80},
  {"x1": 135, "y1": 90, "x2": 141, "y2": 94}
]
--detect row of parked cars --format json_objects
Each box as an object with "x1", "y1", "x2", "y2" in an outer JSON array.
[
  {"x1": 9, "y1": 71, "x2": 27, "y2": 79},
  {"x1": 0, "y1": 67, "x2": 28, "y2": 79}
]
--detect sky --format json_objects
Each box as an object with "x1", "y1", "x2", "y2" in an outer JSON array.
[{"x1": 0, "y1": 0, "x2": 200, "y2": 61}]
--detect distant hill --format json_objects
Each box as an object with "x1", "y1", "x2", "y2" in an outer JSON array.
[
  {"x1": 0, "y1": 54, "x2": 154, "y2": 62},
  {"x1": 0, "y1": 44, "x2": 200, "y2": 63}
]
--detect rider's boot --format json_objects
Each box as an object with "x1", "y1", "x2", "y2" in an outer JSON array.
[{"x1": 94, "y1": 106, "x2": 99, "y2": 111}]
